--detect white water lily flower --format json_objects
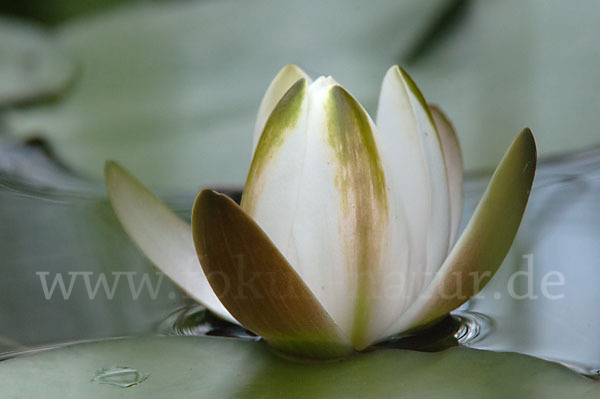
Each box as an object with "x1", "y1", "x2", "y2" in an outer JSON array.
[{"x1": 105, "y1": 65, "x2": 536, "y2": 359}]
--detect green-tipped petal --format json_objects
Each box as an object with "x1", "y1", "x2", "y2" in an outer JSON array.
[
  {"x1": 243, "y1": 77, "x2": 309, "y2": 216},
  {"x1": 104, "y1": 161, "x2": 235, "y2": 323},
  {"x1": 252, "y1": 64, "x2": 312, "y2": 153},
  {"x1": 384, "y1": 129, "x2": 537, "y2": 336},
  {"x1": 243, "y1": 77, "x2": 391, "y2": 350},
  {"x1": 192, "y1": 190, "x2": 352, "y2": 359},
  {"x1": 322, "y1": 85, "x2": 390, "y2": 349},
  {"x1": 429, "y1": 104, "x2": 464, "y2": 247}
]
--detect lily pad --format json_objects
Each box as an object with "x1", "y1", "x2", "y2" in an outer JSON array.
[
  {"x1": 0, "y1": 17, "x2": 75, "y2": 107},
  {"x1": 0, "y1": 336, "x2": 595, "y2": 397}
]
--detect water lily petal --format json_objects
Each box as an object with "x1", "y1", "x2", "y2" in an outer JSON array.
[
  {"x1": 429, "y1": 104, "x2": 464, "y2": 247},
  {"x1": 104, "y1": 161, "x2": 235, "y2": 323},
  {"x1": 373, "y1": 66, "x2": 451, "y2": 327},
  {"x1": 192, "y1": 190, "x2": 352, "y2": 358},
  {"x1": 383, "y1": 129, "x2": 536, "y2": 337},
  {"x1": 252, "y1": 65, "x2": 312, "y2": 154},
  {"x1": 243, "y1": 77, "x2": 389, "y2": 350}
]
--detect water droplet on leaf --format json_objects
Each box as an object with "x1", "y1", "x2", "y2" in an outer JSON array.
[{"x1": 92, "y1": 366, "x2": 149, "y2": 388}]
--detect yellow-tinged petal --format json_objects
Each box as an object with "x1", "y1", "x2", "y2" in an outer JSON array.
[
  {"x1": 252, "y1": 64, "x2": 312, "y2": 154},
  {"x1": 325, "y1": 85, "x2": 389, "y2": 349},
  {"x1": 243, "y1": 77, "x2": 309, "y2": 215},
  {"x1": 104, "y1": 161, "x2": 235, "y2": 323},
  {"x1": 192, "y1": 190, "x2": 353, "y2": 359},
  {"x1": 242, "y1": 77, "x2": 390, "y2": 350},
  {"x1": 382, "y1": 129, "x2": 537, "y2": 337}
]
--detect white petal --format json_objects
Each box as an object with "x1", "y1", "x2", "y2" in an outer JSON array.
[
  {"x1": 382, "y1": 129, "x2": 536, "y2": 338},
  {"x1": 372, "y1": 66, "x2": 451, "y2": 336},
  {"x1": 242, "y1": 77, "x2": 390, "y2": 349},
  {"x1": 104, "y1": 161, "x2": 236, "y2": 323},
  {"x1": 252, "y1": 65, "x2": 312, "y2": 154},
  {"x1": 430, "y1": 104, "x2": 464, "y2": 247}
]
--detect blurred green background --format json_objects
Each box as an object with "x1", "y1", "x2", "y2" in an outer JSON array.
[
  {"x1": 2, "y1": 0, "x2": 599, "y2": 191},
  {"x1": 2, "y1": 0, "x2": 131, "y2": 25}
]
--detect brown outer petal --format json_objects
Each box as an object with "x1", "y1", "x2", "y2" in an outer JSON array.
[{"x1": 192, "y1": 189, "x2": 353, "y2": 359}]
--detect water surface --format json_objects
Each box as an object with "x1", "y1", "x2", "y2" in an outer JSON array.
[{"x1": 1, "y1": 140, "x2": 599, "y2": 377}]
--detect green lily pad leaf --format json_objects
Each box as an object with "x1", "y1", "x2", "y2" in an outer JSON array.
[
  {"x1": 0, "y1": 336, "x2": 595, "y2": 397},
  {"x1": 0, "y1": 17, "x2": 75, "y2": 107},
  {"x1": 5, "y1": 0, "x2": 446, "y2": 191}
]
